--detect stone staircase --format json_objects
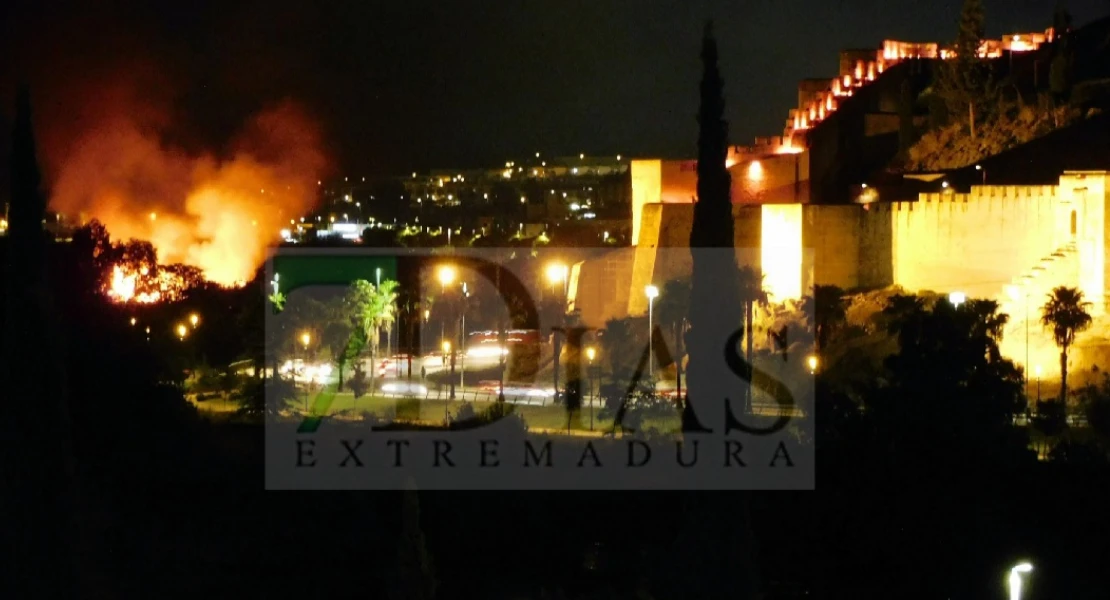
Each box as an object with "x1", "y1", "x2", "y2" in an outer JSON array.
[{"x1": 998, "y1": 241, "x2": 1080, "y2": 376}]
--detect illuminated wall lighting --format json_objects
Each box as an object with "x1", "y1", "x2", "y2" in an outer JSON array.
[
  {"x1": 747, "y1": 160, "x2": 764, "y2": 181},
  {"x1": 761, "y1": 205, "x2": 803, "y2": 301}
]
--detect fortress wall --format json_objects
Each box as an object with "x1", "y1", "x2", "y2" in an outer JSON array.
[
  {"x1": 733, "y1": 153, "x2": 810, "y2": 205},
  {"x1": 762, "y1": 204, "x2": 804, "y2": 300},
  {"x1": 630, "y1": 160, "x2": 662, "y2": 246},
  {"x1": 574, "y1": 247, "x2": 635, "y2": 329},
  {"x1": 1062, "y1": 173, "x2": 1109, "y2": 314},
  {"x1": 627, "y1": 203, "x2": 763, "y2": 316},
  {"x1": 859, "y1": 203, "x2": 894, "y2": 288},
  {"x1": 802, "y1": 205, "x2": 863, "y2": 290},
  {"x1": 890, "y1": 186, "x2": 1059, "y2": 300}
]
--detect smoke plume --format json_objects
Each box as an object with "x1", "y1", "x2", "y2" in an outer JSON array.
[{"x1": 46, "y1": 85, "x2": 327, "y2": 286}]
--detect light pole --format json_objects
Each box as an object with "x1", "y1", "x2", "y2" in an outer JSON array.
[
  {"x1": 546, "y1": 261, "x2": 568, "y2": 300},
  {"x1": 301, "y1": 331, "x2": 311, "y2": 413},
  {"x1": 949, "y1": 290, "x2": 966, "y2": 308},
  {"x1": 586, "y1": 346, "x2": 597, "y2": 430},
  {"x1": 1035, "y1": 365, "x2": 1042, "y2": 402},
  {"x1": 444, "y1": 340, "x2": 455, "y2": 401},
  {"x1": 807, "y1": 354, "x2": 818, "y2": 375},
  {"x1": 645, "y1": 285, "x2": 659, "y2": 380},
  {"x1": 423, "y1": 308, "x2": 430, "y2": 370},
  {"x1": 460, "y1": 282, "x2": 469, "y2": 396},
  {"x1": 1008, "y1": 562, "x2": 1033, "y2": 600},
  {"x1": 189, "y1": 313, "x2": 200, "y2": 328}
]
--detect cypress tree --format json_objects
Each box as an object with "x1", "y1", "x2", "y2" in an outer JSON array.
[
  {"x1": 669, "y1": 23, "x2": 759, "y2": 600},
  {"x1": 685, "y1": 21, "x2": 742, "y2": 434},
  {"x1": 0, "y1": 88, "x2": 77, "y2": 596},
  {"x1": 936, "y1": 0, "x2": 993, "y2": 138},
  {"x1": 1049, "y1": 5, "x2": 1074, "y2": 104}
]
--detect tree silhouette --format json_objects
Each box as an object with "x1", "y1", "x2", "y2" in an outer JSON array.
[
  {"x1": 0, "y1": 88, "x2": 77, "y2": 596},
  {"x1": 802, "y1": 284, "x2": 847, "y2": 352},
  {"x1": 669, "y1": 23, "x2": 759, "y2": 600},
  {"x1": 935, "y1": 0, "x2": 995, "y2": 138},
  {"x1": 686, "y1": 21, "x2": 742, "y2": 430},
  {"x1": 874, "y1": 296, "x2": 1028, "y2": 463},
  {"x1": 1040, "y1": 286, "x2": 1093, "y2": 403}
]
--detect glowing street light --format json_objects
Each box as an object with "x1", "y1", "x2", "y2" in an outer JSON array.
[
  {"x1": 189, "y1": 313, "x2": 199, "y2": 328},
  {"x1": 645, "y1": 284, "x2": 660, "y2": 379},
  {"x1": 437, "y1": 264, "x2": 457, "y2": 293},
  {"x1": 949, "y1": 291, "x2": 966, "y2": 308},
  {"x1": 546, "y1": 261, "x2": 569, "y2": 296},
  {"x1": 130, "y1": 317, "x2": 137, "y2": 326},
  {"x1": 301, "y1": 331, "x2": 311, "y2": 350},
  {"x1": 176, "y1": 324, "x2": 187, "y2": 340},
  {"x1": 1008, "y1": 562, "x2": 1033, "y2": 600},
  {"x1": 807, "y1": 354, "x2": 819, "y2": 374},
  {"x1": 442, "y1": 340, "x2": 451, "y2": 354},
  {"x1": 586, "y1": 346, "x2": 598, "y2": 430}
]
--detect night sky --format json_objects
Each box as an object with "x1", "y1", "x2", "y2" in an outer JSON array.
[{"x1": 1, "y1": 0, "x2": 1107, "y2": 177}]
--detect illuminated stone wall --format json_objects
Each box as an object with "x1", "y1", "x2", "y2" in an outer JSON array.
[
  {"x1": 626, "y1": 202, "x2": 761, "y2": 316},
  {"x1": 572, "y1": 247, "x2": 635, "y2": 328},
  {"x1": 889, "y1": 186, "x2": 1060, "y2": 300}
]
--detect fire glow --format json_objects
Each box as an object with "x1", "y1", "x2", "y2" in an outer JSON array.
[{"x1": 48, "y1": 98, "x2": 328, "y2": 287}]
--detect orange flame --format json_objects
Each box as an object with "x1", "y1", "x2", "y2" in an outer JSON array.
[{"x1": 49, "y1": 98, "x2": 328, "y2": 286}]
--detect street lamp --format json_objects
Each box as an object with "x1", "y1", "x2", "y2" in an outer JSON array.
[
  {"x1": 176, "y1": 324, "x2": 187, "y2": 340},
  {"x1": 807, "y1": 354, "x2": 818, "y2": 374},
  {"x1": 300, "y1": 332, "x2": 311, "y2": 412},
  {"x1": 586, "y1": 346, "x2": 597, "y2": 431},
  {"x1": 189, "y1": 313, "x2": 200, "y2": 328},
  {"x1": 546, "y1": 261, "x2": 568, "y2": 297},
  {"x1": 1008, "y1": 562, "x2": 1033, "y2": 600},
  {"x1": 645, "y1": 285, "x2": 659, "y2": 379},
  {"x1": 437, "y1": 264, "x2": 457, "y2": 294},
  {"x1": 949, "y1": 291, "x2": 966, "y2": 308}
]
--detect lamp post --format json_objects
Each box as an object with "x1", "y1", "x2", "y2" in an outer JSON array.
[
  {"x1": 444, "y1": 340, "x2": 455, "y2": 401},
  {"x1": 189, "y1": 313, "x2": 200, "y2": 328},
  {"x1": 645, "y1": 285, "x2": 659, "y2": 380},
  {"x1": 807, "y1": 354, "x2": 818, "y2": 375},
  {"x1": 546, "y1": 261, "x2": 568, "y2": 299},
  {"x1": 459, "y1": 282, "x2": 468, "y2": 396},
  {"x1": 1035, "y1": 365, "x2": 1042, "y2": 402},
  {"x1": 1008, "y1": 562, "x2": 1033, "y2": 600},
  {"x1": 949, "y1": 291, "x2": 966, "y2": 308},
  {"x1": 301, "y1": 332, "x2": 311, "y2": 413},
  {"x1": 976, "y1": 163, "x2": 986, "y2": 185},
  {"x1": 586, "y1": 346, "x2": 597, "y2": 431}
]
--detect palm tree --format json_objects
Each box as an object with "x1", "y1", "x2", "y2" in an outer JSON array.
[
  {"x1": 1041, "y1": 286, "x2": 1093, "y2": 403},
  {"x1": 377, "y1": 279, "x2": 400, "y2": 363}
]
